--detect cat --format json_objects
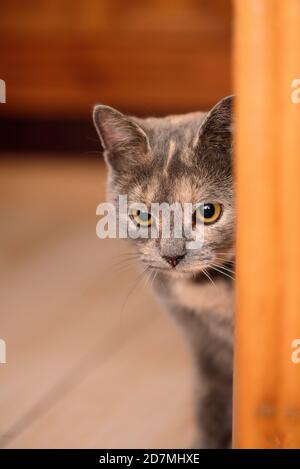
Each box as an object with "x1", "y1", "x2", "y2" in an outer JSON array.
[{"x1": 93, "y1": 96, "x2": 235, "y2": 449}]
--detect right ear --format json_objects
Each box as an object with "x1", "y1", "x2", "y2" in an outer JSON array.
[
  {"x1": 195, "y1": 95, "x2": 234, "y2": 158},
  {"x1": 93, "y1": 105, "x2": 150, "y2": 171}
]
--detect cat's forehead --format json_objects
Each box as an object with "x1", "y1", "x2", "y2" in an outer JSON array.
[
  {"x1": 130, "y1": 174, "x2": 201, "y2": 204},
  {"x1": 131, "y1": 112, "x2": 206, "y2": 174},
  {"x1": 128, "y1": 169, "x2": 229, "y2": 206},
  {"x1": 136, "y1": 111, "x2": 206, "y2": 148}
]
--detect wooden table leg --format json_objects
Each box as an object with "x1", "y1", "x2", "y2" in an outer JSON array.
[{"x1": 233, "y1": 0, "x2": 300, "y2": 448}]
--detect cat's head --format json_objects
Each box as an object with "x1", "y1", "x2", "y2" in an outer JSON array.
[{"x1": 93, "y1": 96, "x2": 235, "y2": 278}]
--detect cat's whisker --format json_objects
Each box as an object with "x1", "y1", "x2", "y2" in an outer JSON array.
[
  {"x1": 214, "y1": 261, "x2": 236, "y2": 268},
  {"x1": 144, "y1": 267, "x2": 154, "y2": 290},
  {"x1": 153, "y1": 269, "x2": 159, "y2": 288},
  {"x1": 214, "y1": 250, "x2": 235, "y2": 255},
  {"x1": 117, "y1": 251, "x2": 140, "y2": 256},
  {"x1": 108, "y1": 261, "x2": 139, "y2": 274},
  {"x1": 112, "y1": 257, "x2": 138, "y2": 266},
  {"x1": 214, "y1": 259, "x2": 235, "y2": 264},
  {"x1": 151, "y1": 268, "x2": 160, "y2": 290},
  {"x1": 105, "y1": 257, "x2": 141, "y2": 277},
  {"x1": 214, "y1": 255, "x2": 235, "y2": 262},
  {"x1": 209, "y1": 265, "x2": 235, "y2": 281},
  {"x1": 210, "y1": 262, "x2": 236, "y2": 275},
  {"x1": 215, "y1": 265, "x2": 235, "y2": 276},
  {"x1": 111, "y1": 252, "x2": 140, "y2": 261},
  {"x1": 109, "y1": 264, "x2": 136, "y2": 276},
  {"x1": 210, "y1": 254, "x2": 232, "y2": 260},
  {"x1": 215, "y1": 260, "x2": 235, "y2": 266},
  {"x1": 109, "y1": 258, "x2": 138, "y2": 271},
  {"x1": 202, "y1": 268, "x2": 217, "y2": 289},
  {"x1": 147, "y1": 268, "x2": 157, "y2": 291},
  {"x1": 120, "y1": 266, "x2": 151, "y2": 324}
]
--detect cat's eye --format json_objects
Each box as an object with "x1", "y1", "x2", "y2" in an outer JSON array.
[
  {"x1": 193, "y1": 203, "x2": 222, "y2": 226},
  {"x1": 130, "y1": 209, "x2": 153, "y2": 227}
]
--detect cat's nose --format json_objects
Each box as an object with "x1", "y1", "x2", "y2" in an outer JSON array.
[{"x1": 163, "y1": 254, "x2": 185, "y2": 268}]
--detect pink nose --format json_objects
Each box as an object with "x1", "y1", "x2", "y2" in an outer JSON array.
[{"x1": 163, "y1": 255, "x2": 185, "y2": 268}]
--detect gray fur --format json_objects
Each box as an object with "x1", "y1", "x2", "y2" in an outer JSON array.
[{"x1": 93, "y1": 96, "x2": 235, "y2": 448}]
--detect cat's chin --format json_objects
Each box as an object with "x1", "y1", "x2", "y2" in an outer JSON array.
[
  {"x1": 152, "y1": 266, "x2": 194, "y2": 278},
  {"x1": 171, "y1": 270, "x2": 194, "y2": 279}
]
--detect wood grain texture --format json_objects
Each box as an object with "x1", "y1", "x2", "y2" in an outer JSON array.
[
  {"x1": 0, "y1": 158, "x2": 194, "y2": 448},
  {"x1": 277, "y1": 0, "x2": 300, "y2": 448},
  {"x1": 234, "y1": 0, "x2": 300, "y2": 448},
  {"x1": 0, "y1": 0, "x2": 231, "y2": 117}
]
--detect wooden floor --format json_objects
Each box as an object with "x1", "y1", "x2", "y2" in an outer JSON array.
[{"x1": 0, "y1": 157, "x2": 194, "y2": 449}]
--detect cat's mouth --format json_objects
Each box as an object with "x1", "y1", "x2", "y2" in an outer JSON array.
[{"x1": 146, "y1": 258, "x2": 235, "y2": 281}]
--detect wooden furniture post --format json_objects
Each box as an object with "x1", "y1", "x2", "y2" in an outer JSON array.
[{"x1": 233, "y1": 0, "x2": 300, "y2": 448}]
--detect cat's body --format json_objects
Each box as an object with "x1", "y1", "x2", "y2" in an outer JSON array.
[
  {"x1": 154, "y1": 271, "x2": 233, "y2": 448},
  {"x1": 93, "y1": 96, "x2": 235, "y2": 448}
]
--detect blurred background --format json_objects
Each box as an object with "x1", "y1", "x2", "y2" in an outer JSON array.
[{"x1": 0, "y1": 0, "x2": 232, "y2": 448}]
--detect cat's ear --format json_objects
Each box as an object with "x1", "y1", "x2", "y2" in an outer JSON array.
[
  {"x1": 196, "y1": 95, "x2": 234, "y2": 156},
  {"x1": 93, "y1": 105, "x2": 151, "y2": 170}
]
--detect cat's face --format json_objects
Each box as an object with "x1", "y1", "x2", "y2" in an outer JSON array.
[{"x1": 93, "y1": 96, "x2": 235, "y2": 278}]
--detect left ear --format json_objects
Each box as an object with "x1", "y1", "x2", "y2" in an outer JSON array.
[
  {"x1": 93, "y1": 105, "x2": 151, "y2": 171},
  {"x1": 196, "y1": 95, "x2": 234, "y2": 156}
]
